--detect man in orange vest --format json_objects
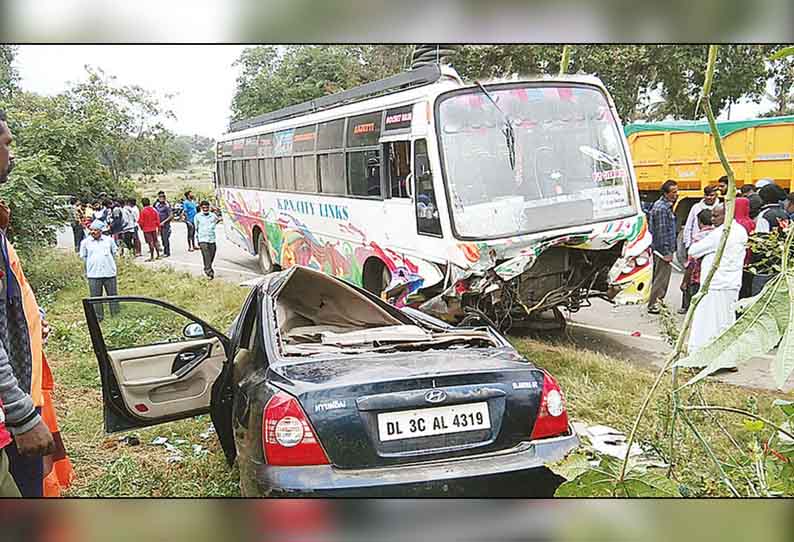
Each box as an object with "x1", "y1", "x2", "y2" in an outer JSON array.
[{"x1": 0, "y1": 108, "x2": 72, "y2": 497}]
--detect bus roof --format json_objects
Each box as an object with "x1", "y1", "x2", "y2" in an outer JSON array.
[
  {"x1": 220, "y1": 68, "x2": 615, "y2": 142},
  {"x1": 624, "y1": 115, "x2": 794, "y2": 138}
]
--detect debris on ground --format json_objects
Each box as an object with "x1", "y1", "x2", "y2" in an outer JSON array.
[
  {"x1": 118, "y1": 435, "x2": 141, "y2": 447},
  {"x1": 151, "y1": 436, "x2": 169, "y2": 446},
  {"x1": 199, "y1": 424, "x2": 216, "y2": 441},
  {"x1": 573, "y1": 422, "x2": 668, "y2": 468}
]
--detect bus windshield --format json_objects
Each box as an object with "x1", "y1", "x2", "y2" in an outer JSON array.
[{"x1": 437, "y1": 84, "x2": 635, "y2": 239}]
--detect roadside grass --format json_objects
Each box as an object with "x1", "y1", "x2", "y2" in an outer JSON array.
[
  {"x1": 513, "y1": 338, "x2": 789, "y2": 496},
  {"x1": 26, "y1": 247, "x2": 248, "y2": 496},
  {"x1": 25, "y1": 247, "x2": 791, "y2": 496},
  {"x1": 135, "y1": 166, "x2": 214, "y2": 202}
]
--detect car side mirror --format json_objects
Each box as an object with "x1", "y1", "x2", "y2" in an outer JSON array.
[{"x1": 183, "y1": 323, "x2": 206, "y2": 339}]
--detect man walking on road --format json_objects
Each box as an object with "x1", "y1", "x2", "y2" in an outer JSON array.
[
  {"x1": 647, "y1": 179, "x2": 679, "y2": 314},
  {"x1": 139, "y1": 198, "x2": 161, "y2": 261},
  {"x1": 0, "y1": 109, "x2": 56, "y2": 497},
  {"x1": 154, "y1": 191, "x2": 173, "y2": 257},
  {"x1": 125, "y1": 198, "x2": 142, "y2": 257},
  {"x1": 80, "y1": 221, "x2": 120, "y2": 321},
  {"x1": 195, "y1": 200, "x2": 222, "y2": 280},
  {"x1": 182, "y1": 190, "x2": 198, "y2": 252}
]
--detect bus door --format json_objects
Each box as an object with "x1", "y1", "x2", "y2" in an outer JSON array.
[{"x1": 381, "y1": 137, "x2": 416, "y2": 254}]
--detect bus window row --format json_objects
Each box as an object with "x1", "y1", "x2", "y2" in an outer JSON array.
[{"x1": 217, "y1": 150, "x2": 383, "y2": 198}]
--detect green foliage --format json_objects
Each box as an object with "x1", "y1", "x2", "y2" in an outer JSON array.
[
  {"x1": 230, "y1": 45, "x2": 411, "y2": 121},
  {"x1": 675, "y1": 273, "x2": 790, "y2": 386},
  {"x1": 747, "y1": 227, "x2": 794, "y2": 276},
  {"x1": 0, "y1": 151, "x2": 70, "y2": 252},
  {"x1": 760, "y1": 45, "x2": 794, "y2": 117},
  {"x1": 553, "y1": 454, "x2": 681, "y2": 497},
  {"x1": 0, "y1": 45, "x2": 19, "y2": 101},
  {"x1": 451, "y1": 45, "x2": 768, "y2": 123}
]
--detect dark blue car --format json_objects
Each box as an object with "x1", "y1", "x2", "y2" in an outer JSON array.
[{"x1": 84, "y1": 266, "x2": 578, "y2": 496}]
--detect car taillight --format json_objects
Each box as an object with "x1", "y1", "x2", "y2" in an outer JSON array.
[
  {"x1": 263, "y1": 392, "x2": 330, "y2": 466},
  {"x1": 530, "y1": 372, "x2": 570, "y2": 440}
]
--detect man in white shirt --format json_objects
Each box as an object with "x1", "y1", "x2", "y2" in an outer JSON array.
[
  {"x1": 79, "y1": 221, "x2": 119, "y2": 321},
  {"x1": 125, "y1": 198, "x2": 142, "y2": 257},
  {"x1": 687, "y1": 204, "x2": 748, "y2": 368},
  {"x1": 682, "y1": 185, "x2": 720, "y2": 249}
]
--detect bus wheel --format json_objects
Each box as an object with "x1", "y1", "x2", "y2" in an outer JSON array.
[
  {"x1": 363, "y1": 259, "x2": 391, "y2": 297},
  {"x1": 256, "y1": 232, "x2": 274, "y2": 274}
]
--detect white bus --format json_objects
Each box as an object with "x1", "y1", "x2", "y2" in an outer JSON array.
[{"x1": 216, "y1": 64, "x2": 652, "y2": 329}]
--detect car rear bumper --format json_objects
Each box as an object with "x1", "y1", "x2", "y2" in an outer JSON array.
[{"x1": 250, "y1": 429, "x2": 579, "y2": 497}]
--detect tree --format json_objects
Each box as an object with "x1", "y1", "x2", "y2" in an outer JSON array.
[
  {"x1": 760, "y1": 44, "x2": 794, "y2": 118},
  {"x1": 451, "y1": 45, "x2": 770, "y2": 122},
  {"x1": 0, "y1": 45, "x2": 18, "y2": 101},
  {"x1": 230, "y1": 45, "x2": 411, "y2": 122}
]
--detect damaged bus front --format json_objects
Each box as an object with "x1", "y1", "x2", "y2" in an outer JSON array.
[{"x1": 389, "y1": 78, "x2": 652, "y2": 330}]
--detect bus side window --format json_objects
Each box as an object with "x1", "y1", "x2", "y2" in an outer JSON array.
[
  {"x1": 385, "y1": 141, "x2": 410, "y2": 198},
  {"x1": 414, "y1": 139, "x2": 442, "y2": 236},
  {"x1": 348, "y1": 149, "x2": 381, "y2": 198}
]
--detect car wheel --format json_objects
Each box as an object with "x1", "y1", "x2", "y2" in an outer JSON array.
[{"x1": 257, "y1": 232, "x2": 273, "y2": 274}]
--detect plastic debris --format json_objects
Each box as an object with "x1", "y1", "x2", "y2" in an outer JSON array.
[
  {"x1": 192, "y1": 444, "x2": 208, "y2": 457},
  {"x1": 174, "y1": 439, "x2": 188, "y2": 445},
  {"x1": 572, "y1": 422, "x2": 668, "y2": 468},
  {"x1": 151, "y1": 437, "x2": 168, "y2": 446},
  {"x1": 166, "y1": 454, "x2": 184, "y2": 464}
]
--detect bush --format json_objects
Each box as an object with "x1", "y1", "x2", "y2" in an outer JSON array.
[{"x1": 21, "y1": 246, "x2": 85, "y2": 307}]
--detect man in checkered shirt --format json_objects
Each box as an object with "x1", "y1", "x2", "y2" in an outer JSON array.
[{"x1": 647, "y1": 180, "x2": 679, "y2": 314}]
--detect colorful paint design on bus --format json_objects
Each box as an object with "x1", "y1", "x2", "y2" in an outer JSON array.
[
  {"x1": 220, "y1": 189, "x2": 425, "y2": 306},
  {"x1": 219, "y1": 187, "x2": 652, "y2": 310}
]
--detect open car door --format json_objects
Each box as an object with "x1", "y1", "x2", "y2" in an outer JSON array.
[{"x1": 83, "y1": 296, "x2": 231, "y2": 434}]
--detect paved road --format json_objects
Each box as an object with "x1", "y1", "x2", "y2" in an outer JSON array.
[{"x1": 59, "y1": 223, "x2": 791, "y2": 393}]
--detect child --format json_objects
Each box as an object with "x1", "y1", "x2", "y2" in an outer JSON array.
[{"x1": 680, "y1": 208, "x2": 714, "y2": 302}]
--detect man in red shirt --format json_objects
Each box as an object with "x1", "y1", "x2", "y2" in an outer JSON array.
[{"x1": 138, "y1": 197, "x2": 161, "y2": 261}]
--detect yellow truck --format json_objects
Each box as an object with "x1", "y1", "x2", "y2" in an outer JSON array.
[{"x1": 625, "y1": 115, "x2": 794, "y2": 224}]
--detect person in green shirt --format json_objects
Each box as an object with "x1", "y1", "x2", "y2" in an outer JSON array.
[{"x1": 194, "y1": 201, "x2": 222, "y2": 280}]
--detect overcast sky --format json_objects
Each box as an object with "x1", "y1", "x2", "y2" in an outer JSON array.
[
  {"x1": 16, "y1": 45, "x2": 249, "y2": 138},
  {"x1": 15, "y1": 45, "x2": 769, "y2": 140}
]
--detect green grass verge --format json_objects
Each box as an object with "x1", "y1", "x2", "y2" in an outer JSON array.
[
  {"x1": 25, "y1": 248, "x2": 790, "y2": 496},
  {"x1": 512, "y1": 338, "x2": 789, "y2": 496}
]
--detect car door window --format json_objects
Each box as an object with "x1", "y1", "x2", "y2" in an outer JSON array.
[{"x1": 83, "y1": 297, "x2": 231, "y2": 433}]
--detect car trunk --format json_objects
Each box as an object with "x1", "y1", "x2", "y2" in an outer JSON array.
[
  {"x1": 266, "y1": 266, "x2": 548, "y2": 469},
  {"x1": 270, "y1": 350, "x2": 546, "y2": 469}
]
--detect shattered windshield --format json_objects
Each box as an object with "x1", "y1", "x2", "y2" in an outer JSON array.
[{"x1": 437, "y1": 84, "x2": 635, "y2": 239}]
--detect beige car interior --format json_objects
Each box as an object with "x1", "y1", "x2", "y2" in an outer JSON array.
[
  {"x1": 108, "y1": 336, "x2": 225, "y2": 420},
  {"x1": 274, "y1": 266, "x2": 498, "y2": 355}
]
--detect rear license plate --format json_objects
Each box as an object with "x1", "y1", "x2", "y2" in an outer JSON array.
[{"x1": 377, "y1": 402, "x2": 491, "y2": 442}]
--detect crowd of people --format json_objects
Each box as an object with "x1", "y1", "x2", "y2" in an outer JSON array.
[
  {"x1": 70, "y1": 190, "x2": 223, "y2": 286},
  {"x1": 647, "y1": 175, "x2": 793, "y2": 368}
]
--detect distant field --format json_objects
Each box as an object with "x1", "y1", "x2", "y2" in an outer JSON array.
[{"x1": 135, "y1": 166, "x2": 215, "y2": 201}]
